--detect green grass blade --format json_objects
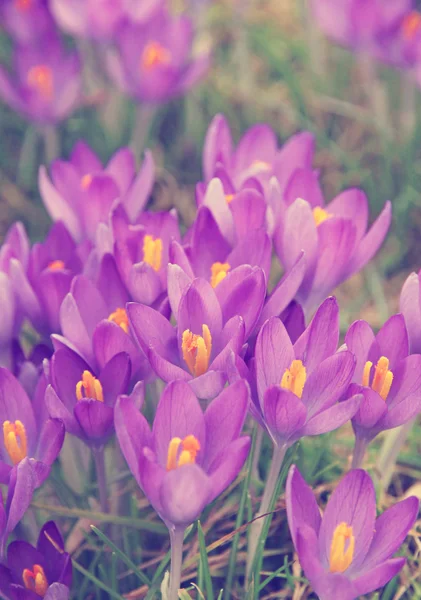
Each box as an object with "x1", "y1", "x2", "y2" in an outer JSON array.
[
  {"x1": 72, "y1": 559, "x2": 125, "y2": 600},
  {"x1": 197, "y1": 520, "x2": 214, "y2": 600}
]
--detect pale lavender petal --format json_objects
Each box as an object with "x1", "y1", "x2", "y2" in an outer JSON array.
[{"x1": 286, "y1": 465, "x2": 322, "y2": 547}]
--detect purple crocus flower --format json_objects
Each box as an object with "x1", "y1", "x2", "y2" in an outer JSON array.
[
  {"x1": 115, "y1": 379, "x2": 250, "y2": 528},
  {"x1": 344, "y1": 313, "x2": 421, "y2": 467},
  {"x1": 50, "y1": 0, "x2": 124, "y2": 40},
  {"x1": 0, "y1": 458, "x2": 37, "y2": 558},
  {"x1": 286, "y1": 465, "x2": 418, "y2": 600},
  {"x1": 45, "y1": 347, "x2": 131, "y2": 446},
  {"x1": 273, "y1": 172, "x2": 391, "y2": 312},
  {"x1": 0, "y1": 36, "x2": 82, "y2": 125},
  {"x1": 201, "y1": 113, "x2": 316, "y2": 199},
  {"x1": 0, "y1": 520, "x2": 72, "y2": 600},
  {"x1": 39, "y1": 142, "x2": 155, "y2": 243},
  {"x1": 400, "y1": 270, "x2": 421, "y2": 353},
  {"x1": 252, "y1": 297, "x2": 360, "y2": 448},
  {"x1": 106, "y1": 8, "x2": 210, "y2": 104},
  {"x1": 0, "y1": 367, "x2": 64, "y2": 486},
  {"x1": 128, "y1": 274, "x2": 259, "y2": 399},
  {"x1": 0, "y1": 0, "x2": 56, "y2": 45},
  {"x1": 311, "y1": 0, "x2": 412, "y2": 53}
]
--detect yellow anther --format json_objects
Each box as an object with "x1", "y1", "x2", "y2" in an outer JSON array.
[
  {"x1": 76, "y1": 371, "x2": 104, "y2": 402},
  {"x1": 48, "y1": 260, "x2": 65, "y2": 271},
  {"x1": 280, "y1": 359, "x2": 306, "y2": 398},
  {"x1": 250, "y1": 160, "x2": 271, "y2": 173},
  {"x1": 141, "y1": 41, "x2": 172, "y2": 71},
  {"x1": 210, "y1": 262, "x2": 231, "y2": 288},
  {"x1": 313, "y1": 206, "x2": 333, "y2": 226},
  {"x1": 108, "y1": 307, "x2": 129, "y2": 334},
  {"x1": 81, "y1": 174, "x2": 93, "y2": 190},
  {"x1": 362, "y1": 356, "x2": 393, "y2": 401},
  {"x1": 15, "y1": 0, "x2": 32, "y2": 10},
  {"x1": 225, "y1": 194, "x2": 235, "y2": 203},
  {"x1": 329, "y1": 522, "x2": 355, "y2": 573},
  {"x1": 27, "y1": 65, "x2": 53, "y2": 100},
  {"x1": 166, "y1": 435, "x2": 201, "y2": 471},
  {"x1": 402, "y1": 11, "x2": 421, "y2": 40},
  {"x1": 3, "y1": 420, "x2": 27, "y2": 465},
  {"x1": 181, "y1": 325, "x2": 212, "y2": 377},
  {"x1": 143, "y1": 234, "x2": 163, "y2": 272},
  {"x1": 23, "y1": 564, "x2": 48, "y2": 596}
]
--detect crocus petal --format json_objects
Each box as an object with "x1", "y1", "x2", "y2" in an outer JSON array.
[
  {"x1": 376, "y1": 393, "x2": 421, "y2": 431},
  {"x1": 352, "y1": 387, "x2": 388, "y2": 432},
  {"x1": 44, "y1": 385, "x2": 83, "y2": 438},
  {"x1": 344, "y1": 319, "x2": 375, "y2": 382},
  {"x1": 7, "y1": 541, "x2": 44, "y2": 580},
  {"x1": 167, "y1": 264, "x2": 192, "y2": 318},
  {"x1": 123, "y1": 150, "x2": 155, "y2": 222},
  {"x1": 353, "y1": 558, "x2": 406, "y2": 597},
  {"x1": 263, "y1": 387, "x2": 307, "y2": 444},
  {"x1": 294, "y1": 525, "x2": 325, "y2": 585},
  {"x1": 298, "y1": 394, "x2": 361, "y2": 438},
  {"x1": 152, "y1": 380, "x2": 206, "y2": 467},
  {"x1": 202, "y1": 114, "x2": 233, "y2": 182},
  {"x1": 202, "y1": 178, "x2": 235, "y2": 245},
  {"x1": 36, "y1": 418, "x2": 65, "y2": 467},
  {"x1": 229, "y1": 189, "x2": 267, "y2": 239},
  {"x1": 318, "y1": 469, "x2": 376, "y2": 572},
  {"x1": 208, "y1": 436, "x2": 250, "y2": 502},
  {"x1": 114, "y1": 395, "x2": 151, "y2": 485},
  {"x1": 188, "y1": 370, "x2": 227, "y2": 400},
  {"x1": 286, "y1": 465, "x2": 322, "y2": 547},
  {"x1": 93, "y1": 321, "x2": 147, "y2": 378},
  {"x1": 74, "y1": 400, "x2": 114, "y2": 443},
  {"x1": 38, "y1": 166, "x2": 81, "y2": 242},
  {"x1": 160, "y1": 464, "x2": 212, "y2": 527},
  {"x1": 127, "y1": 302, "x2": 177, "y2": 362},
  {"x1": 128, "y1": 262, "x2": 162, "y2": 305},
  {"x1": 177, "y1": 278, "x2": 223, "y2": 349},
  {"x1": 368, "y1": 313, "x2": 409, "y2": 371},
  {"x1": 98, "y1": 352, "x2": 131, "y2": 406},
  {"x1": 5, "y1": 458, "x2": 36, "y2": 542},
  {"x1": 233, "y1": 123, "x2": 277, "y2": 179},
  {"x1": 388, "y1": 354, "x2": 421, "y2": 410},
  {"x1": 169, "y1": 240, "x2": 195, "y2": 279},
  {"x1": 255, "y1": 317, "x2": 294, "y2": 405},
  {"x1": 284, "y1": 168, "x2": 325, "y2": 208},
  {"x1": 188, "y1": 206, "x2": 232, "y2": 278},
  {"x1": 44, "y1": 583, "x2": 71, "y2": 600},
  {"x1": 400, "y1": 272, "x2": 421, "y2": 354}
]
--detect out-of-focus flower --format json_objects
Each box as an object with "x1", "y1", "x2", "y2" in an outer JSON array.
[
  {"x1": 0, "y1": 520, "x2": 72, "y2": 600},
  {"x1": 273, "y1": 172, "x2": 391, "y2": 312},
  {"x1": 120, "y1": 0, "x2": 163, "y2": 25},
  {"x1": 0, "y1": 367, "x2": 64, "y2": 486},
  {"x1": 0, "y1": 37, "x2": 82, "y2": 124},
  {"x1": 128, "y1": 274, "x2": 263, "y2": 399},
  {"x1": 46, "y1": 347, "x2": 131, "y2": 446},
  {"x1": 201, "y1": 114, "x2": 316, "y2": 199},
  {"x1": 115, "y1": 379, "x2": 250, "y2": 528},
  {"x1": 107, "y1": 9, "x2": 210, "y2": 104},
  {"x1": 286, "y1": 465, "x2": 418, "y2": 600},
  {"x1": 400, "y1": 270, "x2": 421, "y2": 353},
  {"x1": 39, "y1": 142, "x2": 154, "y2": 242},
  {"x1": 0, "y1": 0, "x2": 56, "y2": 45},
  {"x1": 344, "y1": 315, "x2": 421, "y2": 454},
  {"x1": 251, "y1": 297, "x2": 360, "y2": 447},
  {"x1": 50, "y1": 0, "x2": 124, "y2": 40}
]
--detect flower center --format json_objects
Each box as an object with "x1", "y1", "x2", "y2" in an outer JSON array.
[
  {"x1": 181, "y1": 325, "x2": 212, "y2": 377},
  {"x1": 313, "y1": 206, "x2": 333, "y2": 226},
  {"x1": 210, "y1": 262, "x2": 230, "y2": 288},
  {"x1": 27, "y1": 65, "x2": 53, "y2": 100},
  {"x1": 23, "y1": 564, "x2": 48, "y2": 597},
  {"x1": 3, "y1": 420, "x2": 27, "y2": 465},
  {"x1": 329, "y1": 522, "x2": 355, "y2": 573},
  {"x1": 402, "y1": 11, "x2": 421, "y2": 40},
  {"x1": 15, "y1": 0, "x2": 32, "y2": 11},
  {"x1": 108, "y1": 307, "x2": 129, "y2": 334},
  {"x1": 362, "y1": 356, "x2": 393, "y2": 401},
  {"x1": 225, "y1": 194, "x2": 235, "y2": 203},
  {"x1": 143, "y1": 234, "x2": 163, "y2": 272},
  {"x1": 81, "y1": 174, "x2": 93, "y2": 190},
  {"x1": 280, "y1": 359, "x2": 306, "y2": 398},
  {"x1": 141, "y1": 41, "x2": 172, "y2": 71},
  {"x1": 48, "y1": 260, "x2": 65, "y2": 271},
  {"x1": 166, "y1": 435, "x2": 201, "y2": 471},
  {"x1": 76, "y1": 371, "x2": 104, "y2": 402}
]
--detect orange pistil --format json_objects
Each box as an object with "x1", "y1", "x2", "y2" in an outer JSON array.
[
  {"x1": 329, "y1": 522, "x2": 355, "y2": 573},
  {"x1": 210, "y1": 262, "x2": 230, "y2": 288},
  {"x1": 48, "y1": 260, "x2": 65, "y2": 271},
  {"x1": 76, "y1": 371, "x2": 104, "y2": 402},
  {"x1": 141, "y1": 41, "x2": 171, "y2": 71},
  {"x1": 27, "y1": 65, "x2": 53, "y2": 100},
  {"x1": 15, "y1": 0, "x2": 32, "y2": 11},
  {"x1": 143, "y1": 234, "x2": 163, "y2": 272},
  {"x1": 181, "y1": 325, "x2": 212, "y2": 377},
  {"x1": 402, "y1": 11, "x2": 421, "y2": 40},
  {"x1": 81, "y1": 174, "x2": 93, "y2": 190},
  {"x1": 280, "y1": 359, "x2": 306, "y2": 398},
  {"x1": 362, "y1": 356, "x2": 393, "y2": 401},
  {"x1": 166, "y1": 435, "x2": 201, "y2": 471},
  {"x1": 22, "y1": 564, "x2": 48, "y2": 596},
  {"x1": 3, "y1": 420, "x2": 27, "y2": 465},
  {"x1": 108, "y1": 307, "x2": 129, "y2": 333},
  {"x1": 225, "y1": 194, "x2": 235, "y2": 203},
  {"x1": 313, "y1": 206, "x2": 333, "y2": 226}
]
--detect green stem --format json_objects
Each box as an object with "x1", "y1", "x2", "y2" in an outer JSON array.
[
  {"x1": 42, "y1": 125, "x2": 60, "y2": 163},
  {"x1": 93, "y1": 446, "x2": 109, "y2": 514},
  {"x1": 131, "y1": 103, "x2": 156, "y2": 161},
  {"x1": 169, "y1": 527, "x2": 185, "y2": 600},
  {"x1": 351, "y1": 437, "x2": 368, "y2": 470}
]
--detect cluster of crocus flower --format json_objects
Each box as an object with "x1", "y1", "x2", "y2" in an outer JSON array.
[{"x1": 0, "y1": 111, "x2": 419, "y2": 600}]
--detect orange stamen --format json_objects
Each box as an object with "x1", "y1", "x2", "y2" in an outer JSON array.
[
  {"x1": 210, "y1": 262, "x2": 230, "y2": 288},
  {"x1": 3, "y1": 420, "x2": 27, "y2": 465},
  {"x1": 48, "y1": 260, "x2": 65, "y2": 271},
  {"x1": 313, "y1": 206, "x2": 333, "y2": 226},
  {"x1": 362, "y1": 356, "x2": 393, "y2": 401},
  {"x1": 22, "y1": 564, "x2": 48, "y2": 596},
  {"x1": 143, "y1": 235, "x2": 163, "y2": 272},
  {"x1": 280, "y1": 359, "x2": 306, "y2": 398},
  {"x1": 15, "y1": 0, "x2": 32, "y2": 11},
  {"x1": 108, "y1": 307, "x2": 129, "y2": 334},
  {"x1": 141, "y1": 41, "x2": 171, "y2": 71},
  {"x1": 27, "y1": 65, "x2": 53, "y2": 100},
  {"x1": 81, "y1": 174, "x2": 93, "y2": 190},
  {"x1": 402, "y1": 11, "x2": 421, "y2": 40},
  {"x1": 225, "y1": 194, "x2": 235, "y2": 203},
  {"x1": 181, "y1": 325, "x2": 212, "y2": 377},
  {"x1": 166, "y1": 435, "x2": 201, "y2": 471},
  {"x1": 329, "y1": 522, "x2": 355, "y2": 573},
  {"x1": 76, "y1": 371, "x2": 104, "y2": 402}
]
